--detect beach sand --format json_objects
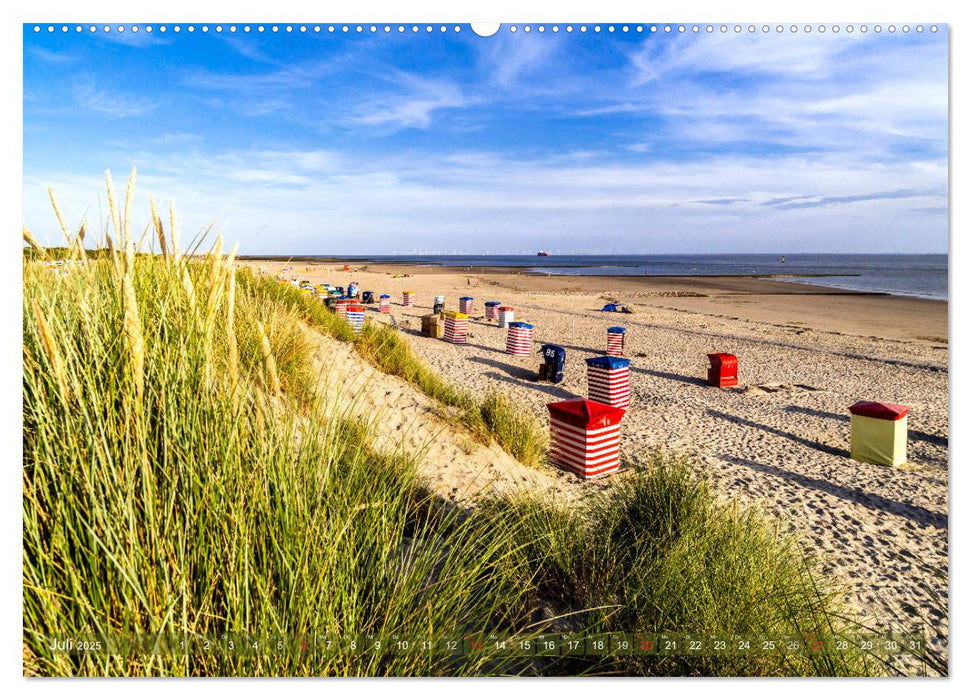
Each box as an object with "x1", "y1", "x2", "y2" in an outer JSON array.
[{"x1": 247, "y1": 260, "x2": 949, "y2": 647}]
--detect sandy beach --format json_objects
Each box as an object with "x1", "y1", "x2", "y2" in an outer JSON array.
[{"x1": 244, "y1": 259, "x2": 948, "y2": 645}]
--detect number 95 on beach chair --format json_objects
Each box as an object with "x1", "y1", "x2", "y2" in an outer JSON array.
[{"x1": 538, "y1": 344, "x2": 566, "y2": 384}]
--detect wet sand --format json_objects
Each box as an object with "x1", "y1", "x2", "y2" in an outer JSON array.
[{"x1": 352, "y1": 263, "x2": 949, "y2": 344}]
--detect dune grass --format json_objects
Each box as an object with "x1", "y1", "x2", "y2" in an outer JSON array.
[
  {"x1": 477, "y1": 453, "x2": 872, "y2": 676},
  {"x1": 478, "y1": 391, "x2": 548, "y2": 468},
  {"x1": 234, "y1": 271, "x2": 548, "y2": 467},
  {"x1": 351, "y1": 321, "x2": 548, "y2": 466},
  {"x1": 23, "y1": 226, "x2": 535, "y2": 677},
  {"x1": 235, "y1": 267, "x2": 356, "y2": 343},
  {"x1": 23, "y1": 176, "x2": 875, "y2": 676},
  {"x1": 353, "y1": 321, "x2": 475, "y2": 411}
]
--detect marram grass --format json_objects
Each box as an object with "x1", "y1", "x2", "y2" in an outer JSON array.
[
  {"x1": 238, "y1": 276, "x2": 548, "y2": 467},
  {"x1": 23, "y1": 249, "x2": 536, "y2": 677},
  {"x1": 23, "y1": 179, "x2": 879, "y2": 676}
]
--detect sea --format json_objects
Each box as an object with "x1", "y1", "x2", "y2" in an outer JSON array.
[{"x1": 343, "y1": 254, "x2": 948, "y2": 301}]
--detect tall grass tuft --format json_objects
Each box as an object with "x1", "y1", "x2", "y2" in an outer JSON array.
[
  {"x1": 225, "y1": 265, "x2": 240, "y2": 405},
  {"x1": 47, "y1": 186, "x2": 72, "y2": 242},
  {"x1": 235, "y1": 268, "x2": 356, "y2": 343},
  {"x1": 353, "y1": 322, "x2": 476, "y2": 411},
  {"x1": 121, "y1": 265, "x2": 145, "y2": 404},
  {"x1": 477, "y1": 453, "x2": 869, "y2": 676},
  {"x1": 478, "y1": 392, "x2": 547, "y2": 467},
  {"x1": 29, "y1": 299, "x2": 69, "y2": 403},
  {"x1": 350, "y1": 321, "x2": 550, "y2": 466},
  {"x1": 255, "y1": 320, "x2": 281, "y2": 395},
  {"x1": 149, "y1": 195, "x2": 168, "y2": 260}
]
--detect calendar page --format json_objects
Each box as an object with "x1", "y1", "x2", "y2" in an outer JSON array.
[{"x1": 21, "y1": 11, "x2": 949, "y2": 680}]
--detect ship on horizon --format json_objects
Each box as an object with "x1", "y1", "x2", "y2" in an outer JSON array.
[{"x1": 537, "y1": 250, "x2": 550, "y2": 256}]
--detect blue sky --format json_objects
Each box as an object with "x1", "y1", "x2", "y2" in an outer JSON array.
[{"x1": 23, "y1": 24, "x2": 948, "y2": 254}]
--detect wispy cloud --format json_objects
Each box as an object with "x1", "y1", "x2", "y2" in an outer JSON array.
[
  {"x1": 762, "y1": 187, "x2": 944, "y2": 210},
  {"x1": 94, "y1": 29, "x2": 172, "y2": 48},
  {"x1": 183, "y1": 60, "x2": 336, "y2": 92},
  {"x1": 575, "y1": 32, "x2": 948, "y2": 163},
  {"x1": 218, "y1": 34, "x2": 278, "y2": 64},
  {"x1": 629, "y1": 32, "x2": 849, "y2": 85},
  {"x1": 27, "y1": 46, "x2": 75, "y2": 64},
  {"x1": 481, "y1": 31, "x2": 561, "y2": 88},
  {"x1": 689, "y1": 198, "x2": 751, "y2": 206},
  {"x1": 73, "y1": 80, "x2": 160, "y2": 117},
  {"x1": 346, "y1": 71, "x2": 475, "y2": 130},
  {"x1": 25, "y1": 141, "x2": 947, "y2": 254}
]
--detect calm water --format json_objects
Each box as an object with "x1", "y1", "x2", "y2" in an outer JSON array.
[{"x1": 336, "y1": 254, "x2": 948, "y2": 301}]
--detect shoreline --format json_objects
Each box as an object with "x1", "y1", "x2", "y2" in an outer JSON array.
[
  {"x1": 237, "y1": 257, "x2": 946, "y2": 303},
  {"x1": 249, "y1": 260, "x2": 947, "y2": 344},
  {"x1": 249, "y1": 260, "x2": 946, "y2": 344}
]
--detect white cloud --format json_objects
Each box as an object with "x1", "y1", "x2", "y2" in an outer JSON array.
[
  {"x1": 23, "y1": 30, "x2": 948, "y2": 255},
  {"x1": 27, "y1": 46, "x2": 75, "y2": 64},
  {"x1": 481, "y1": 32, "x2": 560, "y2": 88},
  {"x1": 579, "y1": 32, "x2": 948, "y2": 158},
  {"x1": 346, "y1": 73, "x2": 474, "y2": 130},
  {"x1": 630, "y1": 31, "x2": 852, "y2": 85},
  {"x1": 73, "y1": 81, "x2": 160, "y2": 117},
  {"x1": 23, "y1": 146, "x2": 948, "y2": 255},
  {"x1": 93, "y1": 28, "x2": 171, "y2": 48},
  {"x1": 183, "y1": 60, "x2": 335, "y2": 92}
]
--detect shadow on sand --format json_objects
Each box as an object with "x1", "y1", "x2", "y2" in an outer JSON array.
[
  {"x1": 482, "y1": 371, "x2": 578, "y2": 400},
  {"x1": 707, "y1": 409, "x2": 847, "y2": 457},
  {"x1": 785, "y1": 405, "x2": 948, "y2": 448},
  {"x1": 720, "y1": 454, "x2": 948, "y2": 530},
  {"x1": 467, "y1": 357, "x2": 578, "y2": 400},
  {"x1": 462, "y1": 342, "x2": 506, "y2": 356},
  {"x1": 552, "y1": 342, "x2": 603, "y2": 356},
  {"x1": 631, "y1": 366, "x2": 708, "y2": 387},
  {"x1": 468, "y1": 356, "x2": 535, "y2": 382}
]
